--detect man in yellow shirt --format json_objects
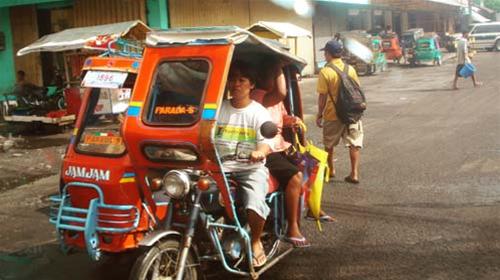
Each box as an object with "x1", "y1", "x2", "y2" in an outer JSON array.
[{"x1": 316, "y1": 40, "x2": 364, "y2": 184}]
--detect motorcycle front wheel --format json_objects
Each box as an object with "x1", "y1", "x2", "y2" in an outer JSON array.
[{"x1": 129, "y1": 238, "x2": 199, "y2": 280}]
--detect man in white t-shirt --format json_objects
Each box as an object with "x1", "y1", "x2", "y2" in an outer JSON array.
[
  {"x1": 453, "y1": 31, "x2": 482, "y2": 90},
  {"x1": 215, "y1": 61, "x2": 273, "y2": 268}
]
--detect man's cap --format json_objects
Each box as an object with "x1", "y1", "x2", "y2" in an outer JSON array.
[{"x1": 320, "y1": 39, "x2": 343, "y2": 54}]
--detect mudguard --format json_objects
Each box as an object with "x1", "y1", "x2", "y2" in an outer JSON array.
[{"x1": 138, "y1": 230, "x2": 182, "y2": 247}]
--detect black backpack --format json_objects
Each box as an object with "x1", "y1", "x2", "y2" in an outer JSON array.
[{"x1": 326, "y1": 63, "x2": 366, "y2": 124}]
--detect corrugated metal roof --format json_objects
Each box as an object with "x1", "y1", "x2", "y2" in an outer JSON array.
[
  {"x1": 426, "y1": 0, "x2": 467, "y2": 7},
  {"x1": 17, "y1": 20, "x2": 150, "y2": 56},
  {"x1": 247, "y1": 21, "x2": 312, "y2": 38},
  {"x1": 146, "y1": 26, "x2": 307, "y2": 71},
  {"x1": 315, "y1": 0, "x2": 370, "y2": 4}
]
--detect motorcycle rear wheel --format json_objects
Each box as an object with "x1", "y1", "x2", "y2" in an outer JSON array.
[{"x1": 129, "y1": 238, "x2": 199, "y2": 280}]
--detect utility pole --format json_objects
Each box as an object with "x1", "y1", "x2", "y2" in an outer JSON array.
[{"x1": 468, "y1": 0, "x2": 472, "y2": 27}]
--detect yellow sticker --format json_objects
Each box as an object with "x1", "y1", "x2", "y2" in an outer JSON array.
[
  {"x1": 119, "y1": 177, "x2": 136, "y2": 183},
  {"x1": 129, "y1": 101, "x2": 143, "y2": 107},
  {"x1": 204, "y1": 103, "x2": 217, "y2": 109}
]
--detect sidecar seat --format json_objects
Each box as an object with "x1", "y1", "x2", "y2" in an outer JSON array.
[{"x1": 267, "y1": 175, "x2": 280, "y2": 194}]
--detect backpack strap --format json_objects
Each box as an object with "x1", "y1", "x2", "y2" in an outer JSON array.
[{"x1": 324, "y1": 63, "x2": 346, "y2": 109}]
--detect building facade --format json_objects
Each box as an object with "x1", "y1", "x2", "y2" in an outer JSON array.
[
  {"x1": 167, "y1": 0, "x2": 316, "y2": 75},
  {"x1": 0, "y1": 0, "x2": 471, "y2": 94},
  {"x1": 313, "y1": 0, "x2": 466, "y2": 70}
]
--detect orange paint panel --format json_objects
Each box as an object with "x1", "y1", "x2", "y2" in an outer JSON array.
[
  {"x1": 82, "y1": 57, "x2": 141, "y2": 74},
  {"x1": 123, "y1": 43, "x2": 236, "y2": 218}
]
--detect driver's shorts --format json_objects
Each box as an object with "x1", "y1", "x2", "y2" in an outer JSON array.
[
  {"x1": 229, "y1": 166, "x2": 270, "y2": 220},
  {"x1": 323, "y1": 120, "x2": 364, "y2": 149}
]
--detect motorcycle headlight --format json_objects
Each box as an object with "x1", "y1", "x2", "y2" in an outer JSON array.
[{"x1": 162, "y1": 170, "x2": 190, "y2": 199}]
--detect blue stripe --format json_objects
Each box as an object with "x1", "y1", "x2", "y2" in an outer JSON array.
[
  {"x1": 202, "y1": 109, "x2": 216, "y2": 120},
  {"x1": 127, "y1": 106, "x2": 140, "y2": 117},
  {"x1": 69, "y1": 136, "x2": 75, "y2": 145},
  {"x1": 123, "y1": 172, "x2": 135, "y2": 178}
]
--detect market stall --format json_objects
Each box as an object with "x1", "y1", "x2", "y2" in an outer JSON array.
[{"x1": 2, "y1": 20, "x2": 150, "y2": 127}]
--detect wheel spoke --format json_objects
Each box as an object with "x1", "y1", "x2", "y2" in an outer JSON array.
[{"x1": 151, "y1": 259, "x2": 161, "y2": 279}]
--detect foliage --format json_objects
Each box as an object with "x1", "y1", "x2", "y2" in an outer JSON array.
[{"x1": 474, "y1": 0, "x2": 500, "y2": 12}]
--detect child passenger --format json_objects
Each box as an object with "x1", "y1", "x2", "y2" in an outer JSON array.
[{"x1": 250, "y1": 57, "x2": 335, "y2": 248}]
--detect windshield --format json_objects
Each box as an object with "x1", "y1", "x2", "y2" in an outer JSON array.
[
  {"x1": 472, "y1": 24, "x2": 500, "y2": 34},
  {"x1": 417, "y1": 40, "x2": 432, "y2": 49},
  {"x1": 145, "y1": 60, "x2": 209, "y2": 125},
  {"x1": 76, "y1": 72, "x2": 136, "y2": 156},
  {"x1": 382, "y1": 41, "x2": 392, "y2": 48}
]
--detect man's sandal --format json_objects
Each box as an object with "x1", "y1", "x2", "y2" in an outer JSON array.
[{"x1": 252, "y1": 251, "x2": 267, "y2": 268}]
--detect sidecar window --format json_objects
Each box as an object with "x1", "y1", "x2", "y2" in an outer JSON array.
[
  {"x1": 145, "y1": 60, "x2": 209, "y2": 125},
  {"x1": 75, "y1": 73, "x2": 136, "y2": 156}
]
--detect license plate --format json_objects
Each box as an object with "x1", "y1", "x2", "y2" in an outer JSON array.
[{"x1": 82, "y1": 71, "x2": 128, "y2": 89}]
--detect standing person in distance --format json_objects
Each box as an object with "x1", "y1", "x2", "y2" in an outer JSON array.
[{"x1": 453, "y1": 31, "x2": 482, "y2": 90}]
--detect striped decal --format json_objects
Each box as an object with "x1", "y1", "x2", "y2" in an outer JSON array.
[
  {"x1": 69, "y1": 128, "x2": 78, "y2": 144},
  {"x1": 202, "y1": 103, "x2": 217, "y2": 120},
  {"x1": 119, "y1": 172, "x2": 136, "y2": 183},
  {"x1": 129, "y1": 101, "x2": 143, "y2": 107},
  {"x1": 204, "y1": 103, "x2": 217, "y2": 109},
  {"x1": 127, "y1": 101, "x2": 143, "y2": 117},
  {"x1": 123, "y1": 172, "x2": 135, "y2": 178},
  {"x1": 119, "y1": 177, "x2": 136, "y2": 183}
]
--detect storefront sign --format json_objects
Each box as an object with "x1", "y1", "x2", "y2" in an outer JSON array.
[{"x1": 348, "y1": 9, "x2": 360, "y2": 16}]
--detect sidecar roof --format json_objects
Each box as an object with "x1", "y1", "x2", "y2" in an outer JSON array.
[{"x1": 146, "y1": 26, "x2": 307, "y2": 71}]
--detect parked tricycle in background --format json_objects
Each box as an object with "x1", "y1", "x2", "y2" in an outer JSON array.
[
  {"x1": 371, "y1": 36, "x2": 388, "y2": 72},
  {"x1": 408, "y1": 35, "x2": 443, "y2": 67},
  {"x1": 342, "y1": 31, "x2": 387, "y2": 76},
  {"x1": 49, "y1": 26, "x2": 324, "y2": 280},
  {"x1": 381, "y1": 34, "x2": 403, "y2": 63},
  {"x1": 401, "y1": 28, "x2": 424, "y2": 64},
  {"x1": 1, "y1": 21, "x2": 149, "y2": 129}
]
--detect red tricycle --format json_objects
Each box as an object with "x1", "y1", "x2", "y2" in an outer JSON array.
[
  {"x1": 381, "y1": 35, "x2": 403, "y2": 63},
  {"x1": 50, "y1": 26, "x2": 324, "y2": 280}
]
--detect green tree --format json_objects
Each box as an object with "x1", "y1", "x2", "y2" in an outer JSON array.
[{"x1": 474, "y1": 0, "x2": 500, "y2": 12}]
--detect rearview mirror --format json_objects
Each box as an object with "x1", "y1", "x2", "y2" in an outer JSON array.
[{"x1": 260, "y1": 121, "x2": 278, "y2": 139}]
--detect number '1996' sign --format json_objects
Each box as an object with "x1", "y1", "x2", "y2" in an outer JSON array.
[{"x1": 82, "y1": 71, "x2": 128, "y2": 89}]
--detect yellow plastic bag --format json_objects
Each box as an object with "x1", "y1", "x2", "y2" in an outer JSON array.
[{"x1": 293, "y1": 124, "x2": 329, "y2": 231}]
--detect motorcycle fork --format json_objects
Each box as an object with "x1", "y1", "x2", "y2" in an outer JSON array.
[{"x1": 175, "y1": 189, "x2": 202, "y2": 280}]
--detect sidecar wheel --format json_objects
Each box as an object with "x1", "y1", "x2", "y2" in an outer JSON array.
[{"x1": 129, "y1": 238, "x2": 199, "y2": 280}]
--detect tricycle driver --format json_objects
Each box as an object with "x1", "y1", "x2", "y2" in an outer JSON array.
[{"x1": 215, "y1": 61, "x2": 273, "y2": 268}]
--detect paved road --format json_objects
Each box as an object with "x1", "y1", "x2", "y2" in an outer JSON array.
[
  {"x1": 1, "y1": 52, "x2": 499, "y2": 280},
  {"x1": 266, "y1": 51, "x2": 500, "y2": 280}
]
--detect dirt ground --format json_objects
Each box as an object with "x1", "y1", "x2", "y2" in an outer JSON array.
[{"x1": 0, "y1": 122, "x2": 70, "y2": 192}]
